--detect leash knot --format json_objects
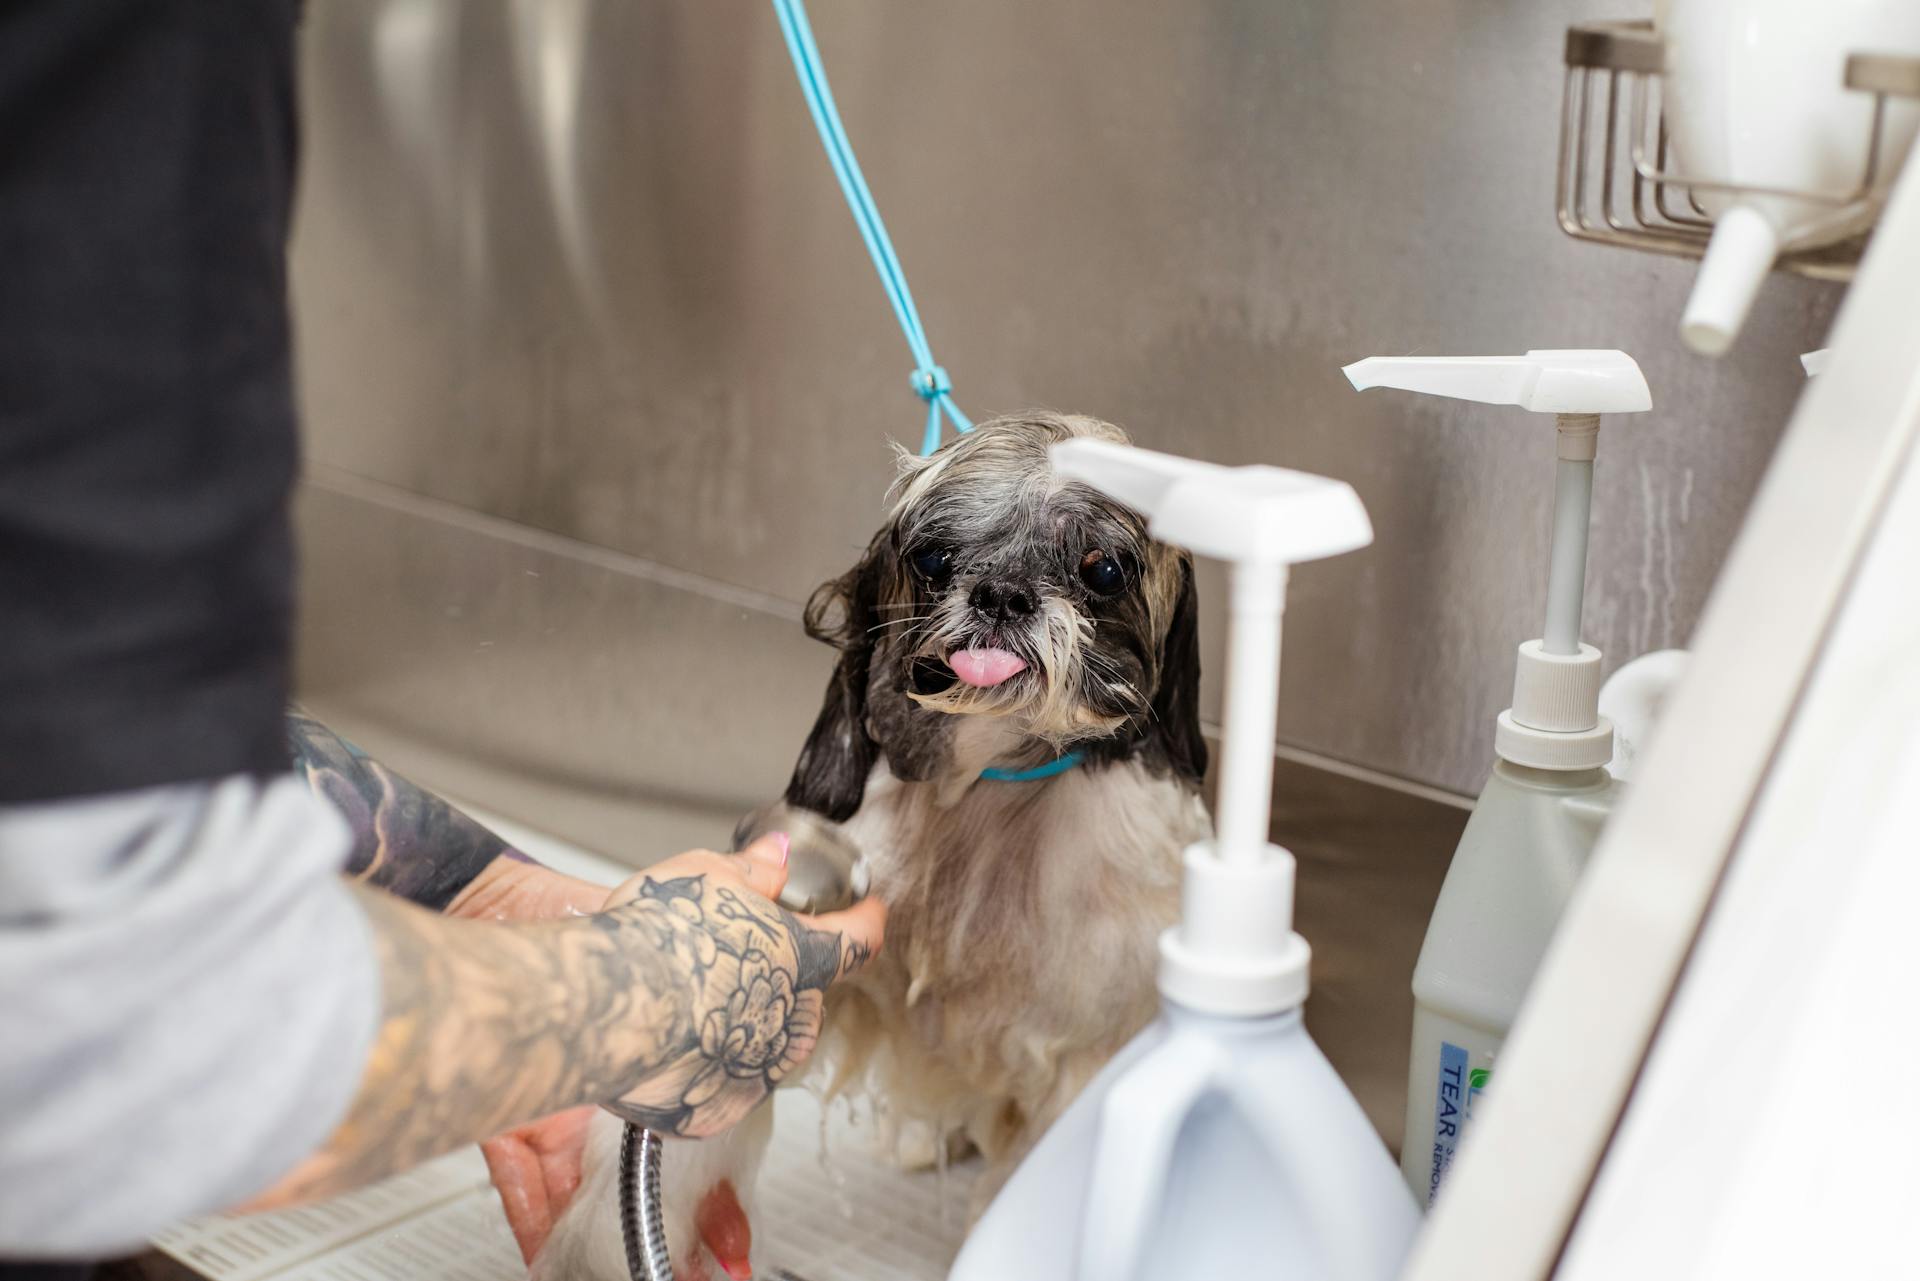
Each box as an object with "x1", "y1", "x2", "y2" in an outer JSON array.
[{"x1": 910, "y1": 366, "x2": 954, "y2": 401}]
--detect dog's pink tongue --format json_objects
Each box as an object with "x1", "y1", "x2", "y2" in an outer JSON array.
[{"x1": 949, "y1": 647, "x2": 1028, "y2": 688}]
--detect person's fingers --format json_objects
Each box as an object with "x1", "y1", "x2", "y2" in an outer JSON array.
[
  {"x1": 480, "y1": 1132, "x2": 551, "y2": 1265},
  {"x1": 696, "y1": 1179, "x2": 755, "y2": 1281},
  {"x1": 534, "y1": 1108, "x2": 593, "y2": 1220},
  {"x1": 536, "y1": 868, "x2": 621, "y2": 918},
  {"x1": 800, "y1": 893, "x2": 887, "y2": 978},
  {"x1": 601, "y1": 851, "x2": 728, "y2": 909},
  {"x1": 734, "y1": 830, "x2": 790, "y2": 901},
  {"x1": 603, "y1": 840, "x2": 788, "y2": 910},
  {"x1": 481, "y1": 1107, "x2": 595, "y2": 1263},
  {"x1": 448, "y1": 861, "x2": 613, "y2": 922}
]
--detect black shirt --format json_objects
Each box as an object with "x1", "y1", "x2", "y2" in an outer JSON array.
[{"x1": 0, "y1": 1, "x2": 301, "y2": 802}]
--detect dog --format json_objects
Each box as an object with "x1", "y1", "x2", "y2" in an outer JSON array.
[{"x1": 538, "y1": 412, "x2": 1211, "y2": 1279}]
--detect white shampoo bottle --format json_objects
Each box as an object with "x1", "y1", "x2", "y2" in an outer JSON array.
[{"x1": 1345, "y1": 350, "x2": 1651, "y2": 1205}]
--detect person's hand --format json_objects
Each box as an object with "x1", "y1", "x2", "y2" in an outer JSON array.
[
  {"x1": 480, "y1": 833, "x2": 885, "y2": 1262},
  {"x1": 480, "y1": 1104, "x2": 595, "y2": 1264},
  {"x1": 599, "y1": 832, "x2": 885, "y2": 1136}
]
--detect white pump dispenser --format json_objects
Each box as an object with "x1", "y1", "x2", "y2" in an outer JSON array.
[
  {"x1": 949, "y1": 441, "x2": 1417, "y2": 1281},
  {"x1": 1344, "y1": 349, "x2": 1650, "y2": 1205}
]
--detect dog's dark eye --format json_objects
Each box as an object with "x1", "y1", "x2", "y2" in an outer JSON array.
[
  {"x1": 910, "y1": 546, "x2": 954, "y2": 585},
  {"x1": 1079, "y1": 550, "x2": 1127, "y2": 597}
]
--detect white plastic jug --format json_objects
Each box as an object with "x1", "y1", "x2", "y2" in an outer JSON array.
[
  {"x1": 1401, "y1": 761, "x2": 1614, "y2": 1204},
  {"x1": 955, "y1": 1004, "x2": 1417, "y2": 1281}
]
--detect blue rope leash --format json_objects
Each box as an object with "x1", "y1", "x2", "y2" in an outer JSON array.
[
  {"x1": 770, "y1": 0, "x2": 974, "y2": 457},
  {"x1": 772, "y1": 4, "x2": 1072, "y2": 785}
]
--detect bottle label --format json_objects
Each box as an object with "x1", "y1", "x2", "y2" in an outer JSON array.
[{"x1": 1426, "y1": 1041, "x2": 1482, "y2": 1207}]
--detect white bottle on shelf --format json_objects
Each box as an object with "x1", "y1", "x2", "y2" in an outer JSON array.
[
  {"x1": 1344, "y1": 350, "x2": 1651, "y2": 1206},
  {"x1": 1656, "y1": 0, "x2": 1920, "y2": 355},
  {"x1": 950, "y1": 441, "x2": 1416, "y2": 1281}
]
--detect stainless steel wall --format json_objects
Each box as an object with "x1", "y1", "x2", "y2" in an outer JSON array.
[{"x1": 291, "y1": 0, "x2": 1841, "y2": 832}]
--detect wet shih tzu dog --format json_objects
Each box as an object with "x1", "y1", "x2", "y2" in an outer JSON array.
[{"x1": 542, "y1": 412, "x2": 1211, "y2": 1279}]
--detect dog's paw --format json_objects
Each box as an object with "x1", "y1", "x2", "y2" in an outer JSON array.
[{"x1": 736, "y1": 802, "x2": 867, "y2": 914}]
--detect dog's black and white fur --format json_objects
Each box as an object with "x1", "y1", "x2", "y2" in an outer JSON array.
[{"x1": 540, "y1": 412, "x2": 1211, "y2": 1279}]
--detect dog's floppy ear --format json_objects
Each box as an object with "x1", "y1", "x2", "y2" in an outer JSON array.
[
  {"x1": 1149, "y1": 556, "x2": 1209, "y2": 787},
  {"x1": 785, "y1": 532, "x2": 891, "y2": 821}
]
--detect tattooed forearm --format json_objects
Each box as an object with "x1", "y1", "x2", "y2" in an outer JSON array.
[
  {"x1": 262, "y1": 885, "x2": 679, "y2": 1201},
  {"x1": 287, "y1": 709, "x2": 527, "y2": 911},
  {"x1": 254, "y1": 866, "x2": 872, "y2": 1206}
]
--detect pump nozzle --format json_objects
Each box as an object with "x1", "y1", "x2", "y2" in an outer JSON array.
[
  {"x1": 1052, "y1": 439, "x2": 1371, "y2": 567},
  {"x1": 1341, "y1": 349, "x2": 1651, "y2": 414},
  {"x1": 1344, "y1": 348, "x2": 1652, "y2": 773},
  {"x1": 1680, "y1": 206, "x2": 1778, "y2": 357},
  {"x1": 1053, "y1": 441, "x2": 1369, "y2": 865},
  {"x1": 1052, "y1": 438, "x2": 1370, "y2": 1015}
]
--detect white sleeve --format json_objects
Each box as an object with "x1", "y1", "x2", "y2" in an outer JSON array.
[{"x1": 0, "y1": 774, "x2": 380, "y2": 1258}]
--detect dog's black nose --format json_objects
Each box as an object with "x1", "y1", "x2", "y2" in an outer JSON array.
[{"x1": 970, "y1": 578, "x2": 1037, "y2": 620}]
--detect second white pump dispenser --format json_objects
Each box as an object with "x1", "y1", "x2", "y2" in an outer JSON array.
[
  {"x1": 949, "y1": 441, "x2": 1416, "y2": 1281},
  {"x1": 1344, "y1": 349, "x2": 1651, "y2": 1206}
]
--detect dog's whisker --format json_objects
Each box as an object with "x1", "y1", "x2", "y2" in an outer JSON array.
[
  {"x1": 1078, "y1": 649, "x2": 1156, "y2": 721},
  {"x1": 868, "y1": 615, "x2": 935, "y2": 635}
]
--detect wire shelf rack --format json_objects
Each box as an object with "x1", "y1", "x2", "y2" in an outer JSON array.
[{"x1": 1556, "y1": 19, "x2": 1920, "y2": 282}]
